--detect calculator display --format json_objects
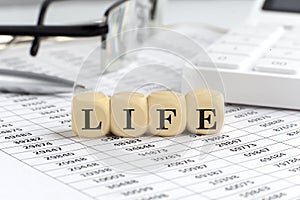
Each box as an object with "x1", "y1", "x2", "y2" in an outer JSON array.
[{"x1": 263, "y1": 0, "x2": 300, "y2": 13}]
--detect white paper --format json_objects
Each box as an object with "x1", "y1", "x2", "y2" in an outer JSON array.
[
  {"x1": 1, "y1": 25, "x2": 300, "y2": 200},
  {"x1": 1, "y1": 93, "x2": 300, "y2": 200}
]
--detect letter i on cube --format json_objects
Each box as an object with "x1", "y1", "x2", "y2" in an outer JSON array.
[{"x1": 110, "y1": 92, "x2": 148, "y2": 137}]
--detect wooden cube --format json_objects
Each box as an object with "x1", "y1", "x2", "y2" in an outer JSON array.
[
  {"x1": 186, "y1": 89, "x2": 224, "y2": 134},
  {"x1": 148, "y1": 91, "x2": 186, "y2": 136},
  {"x1": 72, "y1": 92, "x2": 110, "y2": 138},
  {"x1": 110, "y1": 92, "x2": 148, "y2": 137}
]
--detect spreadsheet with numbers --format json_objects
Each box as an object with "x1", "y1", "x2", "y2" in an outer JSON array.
[
  {"x1": 1, "y1": 92, "x2": 300, "y2": 200},
  {"x1": 0, "y1": 24, "x2": 300, "y2": 200}
]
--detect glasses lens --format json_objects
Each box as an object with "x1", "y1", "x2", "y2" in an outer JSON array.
[
  {"x1": 43, "y1": 0, "x2": 110, "y2": 25},
  {"x1": 103, "y1": 0, "x2": 164, "y2": 67}
]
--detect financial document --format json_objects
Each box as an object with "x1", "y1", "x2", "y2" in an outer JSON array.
[
  {"x1": 1, "y1": 93, "x2": 300, "y2": 200},
  {"x1": 1, "y1": 24, "x2": 300, "y2": 200}
]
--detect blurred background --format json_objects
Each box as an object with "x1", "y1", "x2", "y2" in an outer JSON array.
[{"x1": 0, "y1": 0, "x2": 256, "y2": 29}]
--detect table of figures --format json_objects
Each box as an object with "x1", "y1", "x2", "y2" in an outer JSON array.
[{"x1": 0, "y1": 93, "x2": 300, "y2": 200}]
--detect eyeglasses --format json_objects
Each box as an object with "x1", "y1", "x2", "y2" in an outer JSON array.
[{"x1": 0, "y1": 0, "x2": 161, "y2": 56}]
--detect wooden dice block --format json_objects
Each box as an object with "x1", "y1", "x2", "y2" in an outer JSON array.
[
  {"x1": 72, "y1": 92, "x2": 110, "y2": 138},
  {"x1": 148, "y1": 91, "x2": 186, "y2": 136},
  {"x1": 186, "y1": 89, "x2": 224, "y2": 134},
  {"x1": 110, "y1": 92, "x2": 148, "y2": 137}
]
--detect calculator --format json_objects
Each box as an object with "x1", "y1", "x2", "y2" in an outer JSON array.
[{"x1": 194, "y1": 0, "x2": 300, "y2": 110}]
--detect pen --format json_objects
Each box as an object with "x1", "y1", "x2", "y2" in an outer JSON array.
[{"x1": 0, "y1": 69, "x2": 75, "y2": 94}]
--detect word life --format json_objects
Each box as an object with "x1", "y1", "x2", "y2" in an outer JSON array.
[{"x1": 72, "y1": 89, "x2": 224, "y2": 138}]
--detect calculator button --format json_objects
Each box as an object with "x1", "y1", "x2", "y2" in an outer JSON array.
[
  {"x1": 219, "y1": 35, "x2": 265, "y2": 46},
  {"x1": 281, "y1": 33, "x2": 300, "y2": 41},
  {"x1": 195, "y1": 53, "x2": 250, "y2": 69},
  {"x1": 254, "y1": 58, "x2": 298, "y2": 75},
  {"x1": 281, "y1": 28, "x2": 300, "y2": 40},
  {"x1": 275, "y1": 40, "x2": 300, "y2": 50},
  {"x1": 265, "y1": 48, "x2": 300, "y2": 60},
  {"x1": 208, "y1": 43, "x2": 257, "y2": 56},
  {"x1": 230, "y1": 25, "x2": 284, "y2": 38}
]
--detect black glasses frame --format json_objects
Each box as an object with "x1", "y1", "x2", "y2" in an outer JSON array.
[{"x1": 0, "y1": 0, "x2": 158, "y2": 56}]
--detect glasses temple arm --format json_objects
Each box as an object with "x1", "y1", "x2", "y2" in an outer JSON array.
[
  {"x1": 0, "y1": 24, "x2": 108, "y2": 37},
  {"x1": 31, "y1": 0, "x2": 72, "y2": 56}
]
